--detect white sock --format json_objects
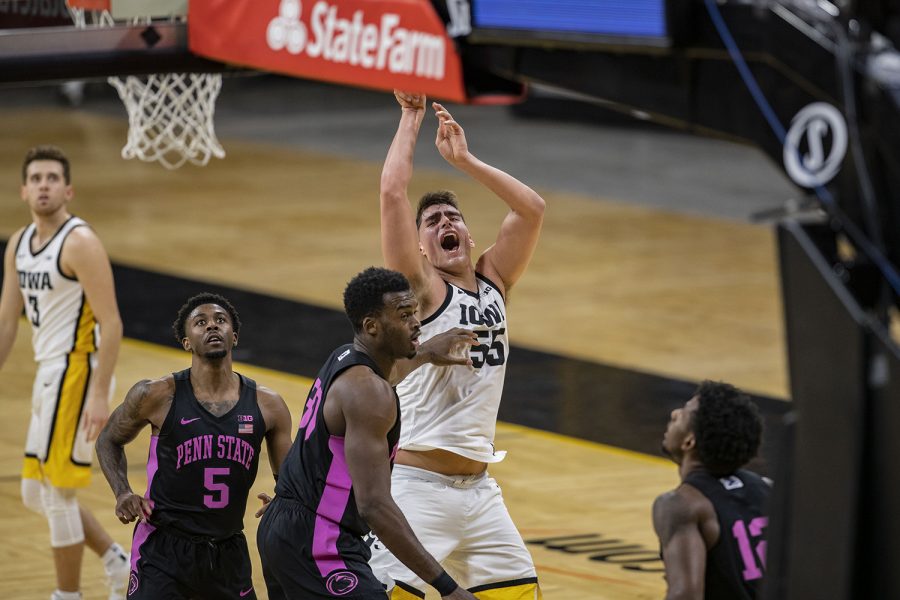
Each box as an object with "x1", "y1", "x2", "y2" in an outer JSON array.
[
  {"x1": 51, "y1": 590, "x2": 81, "y2": 600},
  {"x1": 102, "y1": 542, "x2": 128, "y2": 570}
]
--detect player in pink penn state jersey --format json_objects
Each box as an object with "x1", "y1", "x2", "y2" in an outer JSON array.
[
  {"x1": 95, "y1": 293, "x2": 293, "y2": 599},
  {"x1": 257, "y1": 267, "x2": 479, "y2": 600},
  {"x1": 654, "y1": 381, "x2": 771, "y2": 600}
]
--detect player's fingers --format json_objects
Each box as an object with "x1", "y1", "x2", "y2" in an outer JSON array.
[
  {"x1": 434, "y1": 104, "x2": 455, "y2": 119},
  {"x1": 455, "y1": 329, "x2": 479, "y2": 344},
  {"x1": 117, "y1": 504, "x2": 137, "y2": 524}
]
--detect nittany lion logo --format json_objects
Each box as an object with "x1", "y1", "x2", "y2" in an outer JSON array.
[{"x1": 325, "y1": 570, "x2": 359, "y2": 595}]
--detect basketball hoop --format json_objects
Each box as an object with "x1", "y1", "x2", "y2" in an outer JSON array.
[{"x1": 66, "y1": 0, "x2": 225, "y2": 169}]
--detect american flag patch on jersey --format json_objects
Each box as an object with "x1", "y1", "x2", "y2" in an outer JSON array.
[{"x1": 238, "y1": 423, "x2": 253, "y2": 435}]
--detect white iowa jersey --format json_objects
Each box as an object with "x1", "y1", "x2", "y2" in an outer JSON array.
[
  {"x1": 397, "y1": 273, "x2": 508, "y2": 463},
  {"x1": 14, "y1": 217, "x2": 99, "y2": 362}
]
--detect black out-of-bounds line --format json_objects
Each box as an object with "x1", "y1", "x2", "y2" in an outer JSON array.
[{"x1": 0, "y1": 239, "x2": 789, "y2": 475}]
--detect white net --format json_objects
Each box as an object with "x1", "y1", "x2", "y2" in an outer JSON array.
[
  {"x1": 69, "y1": 7, "x2": 225, "y2": 169},
  {"x1": 109, "y1": 73, "x2": 224, "y2": 169}
]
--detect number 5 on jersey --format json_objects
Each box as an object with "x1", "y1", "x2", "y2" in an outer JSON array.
[{"x1": 204, "y1": 467, "x2": 230, "y2": 508}]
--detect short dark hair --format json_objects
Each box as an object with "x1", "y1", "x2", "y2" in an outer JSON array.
[
  {"x1": 692, "y1": 380, "x2": 762, "y2": 476},
  {"x1": 23, "y1": 145, "x2": 71, "y2": 184},
  {"x1": 343, "y1": 267, "x2": 411, "y2": 333},
  {"x1": 173, "y1": 293, "x2": 241, "y2": 343},
  {"x1": 415, "y1": 190, "x2": 463, "y2": 228}
]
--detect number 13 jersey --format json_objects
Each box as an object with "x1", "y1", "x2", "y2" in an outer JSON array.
[
  {"x1": 14, "y1": 216, "x2": 98, "y2": 362},
  {"x1": 396, "y1": 273, "x2": 509, "y2": 463}
]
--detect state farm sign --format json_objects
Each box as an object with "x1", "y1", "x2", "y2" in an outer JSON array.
[
  {"x1": 267, "y1": 0, "x2": 446, "y2": 80},
  {"x1": 189, "y1": 0, "x2": 466, "y2": 101}
]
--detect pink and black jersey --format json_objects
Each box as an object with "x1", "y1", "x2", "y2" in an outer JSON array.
[
  {"x1": 682, "y1": 469, "x2": 771, "y2": 600},
  {"x1": 145, "y1": 369, "x2": 265, "y2": 538},
  {"x1": 275, "y1": 344, "x2": 401, "y2": 536}
]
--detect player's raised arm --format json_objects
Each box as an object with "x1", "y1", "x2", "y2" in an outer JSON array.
[
  {"x1": 381, "y1": 91, "x2": 442, "y2": 303},
  {"x1": 432, "y1": 102, "x2": 545, "y2": 295}
]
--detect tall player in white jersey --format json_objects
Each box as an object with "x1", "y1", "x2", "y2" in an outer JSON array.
[
  {"x1": 369, "y1": 92, "x2": 545, "y2": 599},
  {"x1": 0, "y1": 146, "x2": 130, "y2": 600}
]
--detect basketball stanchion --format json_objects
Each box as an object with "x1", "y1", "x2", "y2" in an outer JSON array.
[{"x1": 66, "y1": 0, "x2": 225, "y2": 169}]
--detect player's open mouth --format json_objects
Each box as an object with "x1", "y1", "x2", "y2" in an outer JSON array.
[
  {"x1": 440, "y1": 232, "x2": 460, "y2": 251},
  {"x1": 206, "y1": 334, "x2": 223, "y2": 344}
]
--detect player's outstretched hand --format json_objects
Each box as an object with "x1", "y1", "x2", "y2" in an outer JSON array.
[
  {"x1": 255, "y1": 492, "x2": 273, "y2": 518},
  {"x1": 115, "y1": 492, "x2": 153, "y2": 524},
  {"x1": 395, "y1": 90, "x2": 426, "y2": 111},
  {"x1": 420, "y1": 327, "x2": 478, "y2": 367},
  {"x1": 433, "y1": 102, "x2": 469, "y2": 166}
]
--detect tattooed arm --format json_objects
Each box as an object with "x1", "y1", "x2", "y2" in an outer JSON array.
[{"x1": 96, "y1": 375, "x2": 174, "y2": 524}]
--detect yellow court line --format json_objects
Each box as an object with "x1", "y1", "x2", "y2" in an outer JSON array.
[{"x1": 122, "y1": 337, "x2": 669, "y2": 465}]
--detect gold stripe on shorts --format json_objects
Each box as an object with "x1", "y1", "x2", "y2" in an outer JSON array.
[{"x1": 43, "y1": 353, "x2": 92, "y2": 488}]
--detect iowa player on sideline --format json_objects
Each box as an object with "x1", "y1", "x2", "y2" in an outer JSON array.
[
  {"x1": 94, "y1": 293, "x2": 293, "y2": 600},
  {"x1": 654, "y1": 381, "x2": 771, "y2": 600},
  {"x1": 0, "y1": 145, "x2": 129, "y2": 600},
  {"x1": 370, "y1": 92, "x2": 545, "y2": 599},
  {"x1": 257, "y1": 267, "x2": 479, "y2": 600}
]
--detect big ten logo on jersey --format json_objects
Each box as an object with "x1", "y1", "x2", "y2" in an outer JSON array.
[
  {"x1": 237, "y1": 414, "x2": 254, "y2": 435},
  {"x1": 457, "y1": 299, "x2": 506, "y2": 368},
  {"x1": 732, "y1": 516, "x2": 768, "y2": 581}
]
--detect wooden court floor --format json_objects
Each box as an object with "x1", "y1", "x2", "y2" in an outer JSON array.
[
  {"x1": 0, "y1": 324, "x2": 675, "y2": 600},
  {"x1": 0, "y1": 105, "x2": 786, "y2": 598},
  {"x1": 0, "y1": 109, "x2": 788, "y2": 400}
]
